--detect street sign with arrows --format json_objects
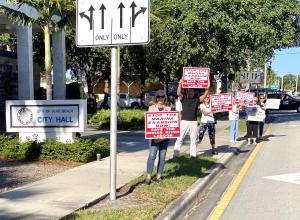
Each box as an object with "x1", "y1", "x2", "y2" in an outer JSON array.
[{"x1": 76, "y1": 0, "x2": 150, "y2": 46}]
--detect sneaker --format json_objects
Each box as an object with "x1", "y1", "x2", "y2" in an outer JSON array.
[
  {"x1": 230, "y1": 140, "x2": 235, "y2": 143},
  {"x1": 247, "y1": 141, "x2": 251, "y2": 146},
  {"x1": 190, "y1": 156, "x2": 197, "y2": 160},
  {"x1": 144, "y1": 178, "x2": 151, "y2": 185}
]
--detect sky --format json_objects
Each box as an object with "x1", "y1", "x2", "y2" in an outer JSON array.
[{"x1": 271, "y1": 47, "x2": 300, "y2": 76}]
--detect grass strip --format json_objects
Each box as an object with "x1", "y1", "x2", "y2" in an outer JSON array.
[
  {"x1": 66, "y1": 155, "x2": 216, "y2": 220},
  {"x1": 225, "y1": 119, "x2": 247, "y2": 132}
]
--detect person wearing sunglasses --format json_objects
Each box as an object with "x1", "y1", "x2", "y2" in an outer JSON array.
[
  {"x1": 173, "y1": 78, "x2": 210, "y2": 159},
  {"x1": 198, "y1": 94, "x2": 218, "y2": 155},
  {"x1": 144, "y1": 90, "x2": 171, "y2": 185}
]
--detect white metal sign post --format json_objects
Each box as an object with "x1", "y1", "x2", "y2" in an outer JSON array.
[{"x1": 76, "y1": 0, "x2": 150, "y2": 201}]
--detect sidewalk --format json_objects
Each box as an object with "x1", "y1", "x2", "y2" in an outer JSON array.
[{"x1": 0, "y1": 120, "x2": 242, "y2": 219}]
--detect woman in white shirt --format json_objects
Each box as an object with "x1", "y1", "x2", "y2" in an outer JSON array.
[{"x1": 198, "y1": 94, "x2": 217, "y2": 155}]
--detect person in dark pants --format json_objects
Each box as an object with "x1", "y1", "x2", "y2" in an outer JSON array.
[
  {"x1": 144, "y1": 90, "x2": 171, "y2": 185},
  {"x1": 198, "y1": 93, "x2": 218, "y2": 155},
  {"x1": 257, "y1": 94, "x2": 267, "y2": 140},
  {"x1": 245, "y1": 98, "x2": 260, "y2": 145}
]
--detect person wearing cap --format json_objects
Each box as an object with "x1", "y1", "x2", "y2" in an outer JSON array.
[
  {"x1": 144, "y1": 90, "x2": 171, "y2": 185},
  {"x1": 173, "y1": 79, "x2": 210, "y2": 159}
]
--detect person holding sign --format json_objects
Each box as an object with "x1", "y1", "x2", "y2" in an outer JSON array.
[
  {"x1": 198, "y1": 94, "x2": 218, "y2": 155},
  {"x1": 144, "y1": 90, "x2": 171, "y2": 185},
  {"x1": 257, "y1": 94, "x2": 267, "y2": 140},
  {"x1": 245, "y1": 97, "x2": 265, "y2": 145},
  {"x1": 173, "y1": 79, "x2": 209, "y2": 159},
  {"x1": 229, "y1": 93, "x2": 243, "y2": 143}
]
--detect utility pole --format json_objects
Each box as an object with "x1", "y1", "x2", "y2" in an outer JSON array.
[{"x1": 296, "y1": 74, "x2": 298, "y2": 94}]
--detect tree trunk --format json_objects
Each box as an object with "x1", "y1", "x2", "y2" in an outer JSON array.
[{"x1": 44, "y1": 26, "x2": 52, "y2": 100}]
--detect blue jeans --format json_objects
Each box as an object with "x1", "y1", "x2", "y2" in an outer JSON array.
[
  {"x1": 146, "y1": 139, "x2": 169, "y2": 174},
  {"x1": 229, "y1": 120, "x2": 238, "y2": 141}
]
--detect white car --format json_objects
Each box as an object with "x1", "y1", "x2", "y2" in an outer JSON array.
[{"x1": 98, "y1": 93, "x2": 142, "y2": 109}]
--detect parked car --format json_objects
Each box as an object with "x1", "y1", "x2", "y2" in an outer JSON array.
[
  {"x1": 267, "y1": 92, "x2": 300, "y2": 113},
  {"x1": 97, "y1": 93, "x2": 142, "y2": 109}
]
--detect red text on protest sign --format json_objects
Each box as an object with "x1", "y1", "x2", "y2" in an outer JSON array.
[
  {"x1": 182, "y1": 67, "x2": 210, "y2": 88},
  {"x1": 234, "y1": 91, "x2": 255, "y2": 107},
  {"x1": 210, "y1": 93, "x2": 233, "y2": 113},
  {"x1": 145, "y1": 111, "x2": 180, "y2": 139}
]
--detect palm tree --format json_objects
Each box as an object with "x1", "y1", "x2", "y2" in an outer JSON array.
[{"x1": 0, "y1": 0, "x2": 75, "y2": 100}]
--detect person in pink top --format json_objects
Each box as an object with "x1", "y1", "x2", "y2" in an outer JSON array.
[{"x1": 144, "y1": 90, "x2": 171, "y2": 185}]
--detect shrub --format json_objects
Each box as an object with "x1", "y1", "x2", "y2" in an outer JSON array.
[
  {"x1": 0, "y1": 135, "x2": 109, "y2": 162},
  {"x1": 88, "y1": 109, "x2": 145, "y2": 130},
  {"x1": 88, "y1": 109, "x2": 111, "y2": 129},
  {"x1": 0, "y1": 135, "x2": 39, "y2": 160},
  {"x1": 40, "y1": 138, "x2": 109, "y2": 162}
]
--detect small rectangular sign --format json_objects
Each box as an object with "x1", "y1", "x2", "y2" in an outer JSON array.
[
  {"x1": 234, "y1": 91, "x2": 255, "y2": 107},
  {"x1": 266, "y1": 99, "x2": 281, "y2": 109},
  {"x1": 240, "y1": 71, "x2": 263, "y2": 83},
  {"x1": 270, "y1": 84, "x2": 280, "y2": 90},
  {"x1": 210, "y1": 93, "x2": 233, "y2": 113},
  {"x1": 6, "y1": 100, "x2": 87, "y2": 132},
  {"x1": 145, "y1": 111, "x2": 180, "y2": 139},
  {"x1": 182, "y1": 67, "x2": 210, "y2": 88}
]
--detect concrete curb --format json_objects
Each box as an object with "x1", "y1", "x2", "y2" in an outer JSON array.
[{"x1": 155, "y1": 141, "x2": 246, "y2": 220}]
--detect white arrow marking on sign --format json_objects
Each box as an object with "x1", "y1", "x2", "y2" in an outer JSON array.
[{"x1": 264, "y1": 172, "x2": 300, "y2": 185}]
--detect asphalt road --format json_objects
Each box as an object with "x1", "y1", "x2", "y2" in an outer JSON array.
[{"x1": 184, "y1": 110, "x2": 300, "y2": 220}]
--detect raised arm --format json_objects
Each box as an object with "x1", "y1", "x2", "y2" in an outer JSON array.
[
  {"x1": 177, "y1": 79, "x2": 183, "y2": 99},
  {"x1": 199, "y1": 80, "x2": 210, "y2": 102}
]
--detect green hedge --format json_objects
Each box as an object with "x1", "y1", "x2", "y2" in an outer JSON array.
[
  {"x1": 0, "y1": 135, "x2": 109, "y2": 162},
  {"x1": 89, "y1": 109, "x2": 229, "y2": 130},
  {"x1": 88, "y1": 109, "x2": 145, "y2": 130}
]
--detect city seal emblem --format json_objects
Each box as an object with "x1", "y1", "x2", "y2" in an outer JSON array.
[{"x1": 17, "y1": 107, "x2": 33, "y2": 125}]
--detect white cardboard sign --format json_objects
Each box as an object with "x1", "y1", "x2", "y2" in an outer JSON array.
[{"x1": 266, "y1": 99, "x2": 281, "y2": 109}]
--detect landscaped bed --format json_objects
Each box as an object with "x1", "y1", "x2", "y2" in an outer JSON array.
[{"x1": 64, "y1": 155, "x2": 216, "y2": 220}]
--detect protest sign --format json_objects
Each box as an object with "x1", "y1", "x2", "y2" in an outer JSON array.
[
  {"x1": 234, "y1": 91, "x2": 255, "y2": 107},
  {"x1": 145, "y1": 111, "x2": 180, "y2": 139},
  {"x1": 211, "y1": 93, "x2": 233, "y2": 113},
  {"x1": 266, "y1": 99, "x2": 281, "y2": 109},
  {"x1": 182, "y1": 67, "x2": 210, "y2": 88}
]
